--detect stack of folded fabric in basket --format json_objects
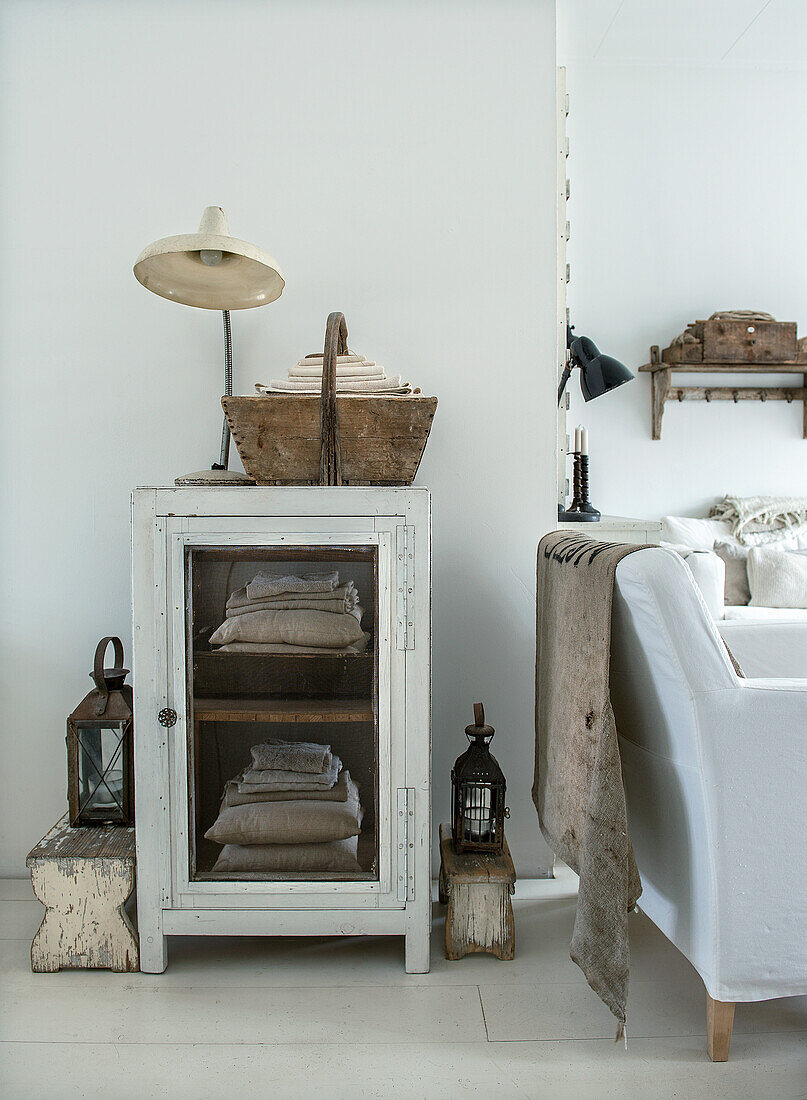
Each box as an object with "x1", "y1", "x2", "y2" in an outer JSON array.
[
  {"x1": 206, "y1": 739, "x2": 363, "y2": 874},
  {"x1": 255, "y1": 349, "x2": 415, "y2": 395},
  {"x1": 209, "y1": 570, "x2": 370, "y2": 654}
]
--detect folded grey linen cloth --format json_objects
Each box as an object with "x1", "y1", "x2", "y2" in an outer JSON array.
[
  {"x1": 226, "y1": 582, "x2": 358, "y2": 614},
  {"x1": 227, "y1": 600, "x2": 363, "y2": 622},
  {"x1": 533, "y1": 532, "x2": 646, "y2": 1041},
  {"x1": 224, "y1": 768, "x2": 352, "y2": 806},
  {"x1": 246, "y1": 571, "x2": 339, "y2": 599},
  {"x1": 239, "y1": 755, "x2": 342, "y2": 793},
  {"x1": 209, "y1": 609, "x2": 366, "y2": 649},
  {"x1": 250, "y1": 739, "x2": 331, "y2": 774},
  {"x1": 215, "y1": 634, "x2": 370, "y2": 655}
]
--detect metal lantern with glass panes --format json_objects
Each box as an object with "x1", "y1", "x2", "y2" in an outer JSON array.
[
  {"x1": 451, "y1": 703, "x2": 507, "y2": 853},
  {"x1": 66, "y1": 637, "x2": 134, "y2": 826}
]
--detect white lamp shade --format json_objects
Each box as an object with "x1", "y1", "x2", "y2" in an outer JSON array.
[{"x1": 133, "y1": 206, "x2": 285, "y2": 310}]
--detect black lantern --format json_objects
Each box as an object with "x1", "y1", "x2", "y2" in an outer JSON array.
[
  {"x1": 66, "y1": 637, "x2": 134, "y2": 826},
  {"x1": 451, "y1": 702, "x2": 507, "y2": 853}
]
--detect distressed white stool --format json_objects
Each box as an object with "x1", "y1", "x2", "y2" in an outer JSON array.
[
  {"x1": 438, "y1": 823, "x2": 516, "y2": 961},
  {"x1": 26, "y1": 814, "x2": 139, "y2": 972}
]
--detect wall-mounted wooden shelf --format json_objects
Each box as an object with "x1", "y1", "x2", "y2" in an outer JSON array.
[{"x1": 639, "y1": 344, "x2": 807, "y2": 439}]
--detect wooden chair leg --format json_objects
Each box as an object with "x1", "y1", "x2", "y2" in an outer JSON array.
[{"x1": 706, "y1": 994, "x2": 735, "y2": 1061}]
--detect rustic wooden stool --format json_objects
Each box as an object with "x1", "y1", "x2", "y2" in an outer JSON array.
[
  {"x1": 26, "y1": 814, "x2": 139, "y2": 972},
  {"x1": 438, "y1": 823, "x2": 516, "y2": 961}
]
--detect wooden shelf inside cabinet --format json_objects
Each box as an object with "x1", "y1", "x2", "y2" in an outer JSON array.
[
  {"x1": 640, "y1": 344, "x2": 807, "y2": 440},
  {"x1": 193, "y1": 697, "x2": 374, "y2": 724}
]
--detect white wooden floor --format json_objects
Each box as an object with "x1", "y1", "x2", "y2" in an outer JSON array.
[{"x1": 1, "y1": 875, "x2": 805, "y2": 1099}]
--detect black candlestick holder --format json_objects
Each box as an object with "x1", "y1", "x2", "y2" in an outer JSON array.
[{"x1": 558, "y1": 452, "x2": 601, "y2": 522}]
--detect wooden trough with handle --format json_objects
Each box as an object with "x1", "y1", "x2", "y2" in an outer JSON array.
[{"x1": 223, "y1": 312, "x2": 437, "y2": 485}]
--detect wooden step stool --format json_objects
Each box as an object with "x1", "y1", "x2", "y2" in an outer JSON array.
[
  {"x1": 438, "y1": 823, "x2": 516, "y2": 961},
  {"x1": 26, "y1": 814, "x2": 139, "y2": 972}
]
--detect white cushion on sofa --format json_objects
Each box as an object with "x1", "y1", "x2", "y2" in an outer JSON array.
[
  {"x1": 718, "y1": 620, "x2": 807, "y2": 678},
  {"x1": 723, "y1": 605, "x2": 807, "y2": 622},
  {"x1": 659, "y1": 543, "x2": 725, "y2": 619},
  {"x1": 662, "y1": 515, "x2": 733, "y2": 549}
]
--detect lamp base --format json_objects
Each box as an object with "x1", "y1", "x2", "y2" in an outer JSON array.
[
  {"x1": 174, "y1": 468, "x2": 255, "y2": 487},
  {"x1": 558, "y1": 502, "x2": 601, "y2": 522}
]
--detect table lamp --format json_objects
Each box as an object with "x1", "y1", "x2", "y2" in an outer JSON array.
[{"x1": 134, "y1": 206, "x2": 285, "y2": 484}]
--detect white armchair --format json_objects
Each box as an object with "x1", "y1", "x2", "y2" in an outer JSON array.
[{"x1": 610, "y1": 547, "x2": 807, "y2": 1060}]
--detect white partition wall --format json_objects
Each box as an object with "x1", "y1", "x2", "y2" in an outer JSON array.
[{"x1": 0, "y1": 0, "x2": 558, "y2": 879}]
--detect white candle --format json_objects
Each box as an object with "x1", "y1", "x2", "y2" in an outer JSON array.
[
  {"x1": 574, "y1": 426, "x2": 581, "y2": 453},
  {"x1": 580, "y1": 427, "x2": 589, "y2": 456}
]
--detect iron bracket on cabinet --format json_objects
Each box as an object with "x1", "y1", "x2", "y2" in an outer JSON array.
[
  {"x1": 397, "y1": 788, "x2": 416, "y2": 902},
  {"x1": 396, "y1": 525, "x2": 415, "y2": 650}
]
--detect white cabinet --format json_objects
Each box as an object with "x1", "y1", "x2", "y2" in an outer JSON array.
[
  {"x1": 131, "y1": 487, "x2": 431, "y2": 974},
  {"x1": 558, "y1": 515, "x2": 662, "y2": 545}
]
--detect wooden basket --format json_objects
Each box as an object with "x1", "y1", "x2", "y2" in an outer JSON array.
[{"x1": 223, "y1": 312, "x2": 437, "y2": 485}]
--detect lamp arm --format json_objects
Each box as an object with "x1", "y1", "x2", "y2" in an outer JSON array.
[{"x1": 557, "y1": 361, "x2": 573, "y2": 406}]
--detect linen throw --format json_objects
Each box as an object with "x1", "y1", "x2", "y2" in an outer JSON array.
[
  {"x1": 709, "y1": 494, "x2": 807, "y2": 545},
  {"x1": 532, "y1": 531, "x2": 646, "y2": 1039}
]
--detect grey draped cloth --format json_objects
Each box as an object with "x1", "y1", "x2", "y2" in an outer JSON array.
[{"x1": 532, "y1": 531, "x2": 646, "y2": 1037}]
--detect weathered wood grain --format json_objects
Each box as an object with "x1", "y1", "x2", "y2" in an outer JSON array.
[
  {"x1": 223, "y1": 394, "x2": 438, "y2": 485},
  {"x1": 641, "y1": 341, "x2": 807, "y2": 438},
  {"x1": 651, "y1": 367, "x2": 670, "y2": 441},
  {"x1": 193, "y1": 696, "x2": 373, "y2": 723},
  {"x1": 702, "y1": 319, "x2": 797, "y2": 363},
  {"x1": 439, "y1": 824, "x2": 515, "y2": 961},
  {"x1": 26, "y1": 814, "x2": 138, "y2": 973}
]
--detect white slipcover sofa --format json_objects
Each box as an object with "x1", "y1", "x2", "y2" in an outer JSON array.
[
  {"x1": 661, "y1": 516, "x2": 807, "y2": 679},
  {"x1": 610, "y1": 547, "x2": 807, "y2": 1060}
]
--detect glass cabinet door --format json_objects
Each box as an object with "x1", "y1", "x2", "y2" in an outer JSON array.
[{"x1": 182, "y1": 543, "x2": 380, "y2": 883}]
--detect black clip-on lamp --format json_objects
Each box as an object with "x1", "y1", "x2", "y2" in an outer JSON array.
[
  {"x1": 557, "y1": 325, "x2": 633, "y2": 521},
  {"x1": 558, "y1": 325, "x2": 633, "y2": 406}
]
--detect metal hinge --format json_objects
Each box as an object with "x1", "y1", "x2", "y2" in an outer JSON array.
[
  {"x1": 395, "y1": 525, "x2": 415, "y2": 650},
  {"x1": 396, "y1": 788, "x2": 415, "y2": 902}
]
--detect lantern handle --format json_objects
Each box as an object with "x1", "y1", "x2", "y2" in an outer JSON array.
[
  {"x1": 92, "y1": 636, "x2": 125, "y2": 715},
  {"x1": 465, "y1": 701, "x2": 495, "y2": 741}
]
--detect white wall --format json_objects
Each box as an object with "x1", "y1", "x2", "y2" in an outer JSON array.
[
  {"x1": 0, "y1": 1, "x2": 558, "y2": 876},
  {"x1": 560, "y1": 55, "x2": 807, "y2": 518}
]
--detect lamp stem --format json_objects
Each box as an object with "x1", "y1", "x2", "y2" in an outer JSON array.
[
  {"x1": 215, "y1": 309, "x2": 233, "y2": 470},
  {"x1": 557, "y1": 361, "x2": 573, "y2": 406}
]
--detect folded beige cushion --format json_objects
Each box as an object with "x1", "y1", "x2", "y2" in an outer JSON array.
[
  {"x1": 214, "y1": 634, "x2": 369, "y2": 655},
  {"x1": 212, "y1": 836, "x2": 361, "y2": 874},
  {"x1": 205, "y1": 776, "x2": 361, "y2": 845},
  {"x1": 209, "y1": 609, "x2": 365, "y2": 648},
  {"x1": 223, "y1": 769, "x2": 352, "y2": 807},
  {"x1": 714, "y1": 541, "x2": 751, "y2": 606}
]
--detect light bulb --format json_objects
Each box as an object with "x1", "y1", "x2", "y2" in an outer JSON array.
[{"x1": 200, "y1": 249, "x2": 223, "y2": 266}]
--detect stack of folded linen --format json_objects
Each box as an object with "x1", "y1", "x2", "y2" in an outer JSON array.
[
  {"x1": 209, "y1": 570, "x2": 370, "y2": 654},
  {"x1": 256, "y1": 350, "x2": 414, "y2": 395},
  {"x1": 206, "y1": 739, "x2": 363, "y2": 874}
]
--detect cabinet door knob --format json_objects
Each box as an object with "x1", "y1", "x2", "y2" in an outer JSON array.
[{"x1": 158, "y1": 708, "x2": 177, "y2": 728}]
